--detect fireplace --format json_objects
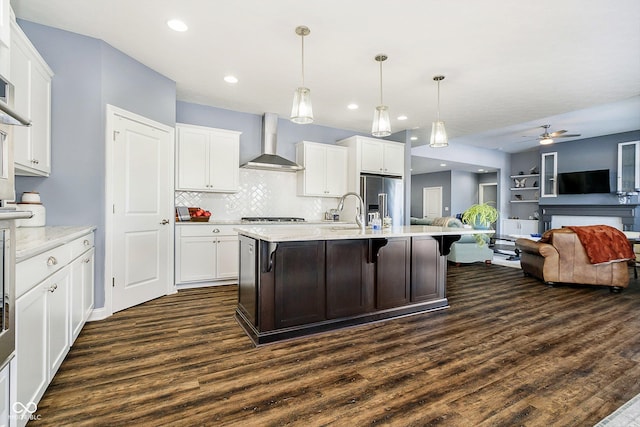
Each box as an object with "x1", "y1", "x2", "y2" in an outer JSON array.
[{"x1": 540, "y1": 205, "x2": 637, "y2": 231}]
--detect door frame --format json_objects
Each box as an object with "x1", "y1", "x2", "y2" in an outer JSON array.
[
  {"x1": 422, "y1": 186, "x2": 443, "y2": 218},
  {"x1": 103, "y1": 104, "x2": 175, "y2": 317},
  {"x1": 479, "y1": 182, "x2": 498, "y2": 207}
]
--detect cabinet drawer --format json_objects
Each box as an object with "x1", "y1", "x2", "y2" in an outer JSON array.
[
  {"x1": 16, "y1": 244, "x2": 72, "y2": 298},
  {"x1": 179, "y1": 225, "x2": 238, "y2": 237},
  {"x1": 69, "y1": 233, "x2": 95, "y2": 259}
]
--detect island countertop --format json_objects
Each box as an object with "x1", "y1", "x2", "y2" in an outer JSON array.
[{"x1": 235, "y1": 224, "x2": 491, "y2": 242}]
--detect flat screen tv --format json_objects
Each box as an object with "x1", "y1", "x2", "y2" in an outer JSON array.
[{"x1": 557, "y1": 169, "x2": 610, "y2": 194}]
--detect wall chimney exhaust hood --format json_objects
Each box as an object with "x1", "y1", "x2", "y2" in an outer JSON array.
[{"x1": 241, "y1": 113, "x2": 303, "y2": 172}]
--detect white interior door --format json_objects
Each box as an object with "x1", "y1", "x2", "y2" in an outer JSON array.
[
  {"x1": 423, "y1": 187, "x2": 443, "y2": 218},
  {"x1": 108, "y1": 106, "x2": 174, "y2": 313}
]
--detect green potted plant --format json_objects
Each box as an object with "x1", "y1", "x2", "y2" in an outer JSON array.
[
  {"x1": 461, "y1": 203, "x2": 499, "y2": 245},
  {"x1": 461, "y1": 203, "x2": 499, "y2": 229}
]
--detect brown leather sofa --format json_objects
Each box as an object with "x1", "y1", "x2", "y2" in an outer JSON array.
[{"x1": 515, "y1": 228, "x2": 630, "y2": 291}]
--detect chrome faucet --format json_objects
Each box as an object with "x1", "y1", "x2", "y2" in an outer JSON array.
[{"x1": 337, "y1": 192, "x2": 365, "y2": 230}]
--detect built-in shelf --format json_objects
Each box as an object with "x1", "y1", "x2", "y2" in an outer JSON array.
[
  {"x1": 510, "y1": 174, "x2": 539, "y2": 179},
  {"x1": 510, "y1": 200, "x2": 539, "y2": 204},
  {"x1": 509, "y1": 187, "x2": 540, "y2": 191}
]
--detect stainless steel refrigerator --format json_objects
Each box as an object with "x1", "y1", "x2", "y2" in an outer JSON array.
[{"x1": 360, "y1": 174, "x2": 404, "y2": 226}]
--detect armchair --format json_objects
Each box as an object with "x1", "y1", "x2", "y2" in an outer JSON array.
[{"x1": 516, "y1": 227, "x2": 631, "y2": 291}]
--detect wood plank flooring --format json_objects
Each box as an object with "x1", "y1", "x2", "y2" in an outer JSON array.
[{"x1": 31, "y1": 264, "x2": 640, "y2": 426}]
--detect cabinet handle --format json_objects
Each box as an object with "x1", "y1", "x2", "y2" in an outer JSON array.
[
  {"x1": 213, "y1": 228, "x2": 220, "y2": 233},
  {"x1": 47, "y1": 256, "x2": 58, "y2": 266},
  {"x1": 160, "y1": 219, "x2": 170, "y2": 225},
  {"x1": 83, "y1": 258, "x2": 91, "y2": 263},
  {"x1": 47, "y1": 283, "x2": 58, "y2": 293},
  {"x1": 83, "y1": 239, "x2": 90, "y2": 246},
  {"x1": 31, "y1": 159, "x2": 39, "y2": 165}
]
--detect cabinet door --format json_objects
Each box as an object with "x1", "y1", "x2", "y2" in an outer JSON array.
[
  {"x1": 0, "y1": 0, "x2": 9, "y2": 50},
  {"x1": 216, "y1": 235, "x2": 239, "y2": 278},
  {"x1": 178, "y1": 237, "x2": 217, "y2": 283},
  {"x1": 326, "y1": 240, "x2": 374, "y2": 318},
  {"x1": 209, "y1": 131, "x2": 239, "y2": 192},
  {"x1": 411, "y1": 236, "x2": 444, "y2": 302},
  {"x1": 0, "y1": 361, "x2": 8, "y2": 427},
  {"x1": 376, "y1": 238, "x2": 411, "y2": 309},
  {"x1": 29, "y1": 62, "x2": 52, "y2": 174},
  {"x1": 383, "y1": 143, "x2": 405, "y2": 176},
  {"x1": 46, "y1": 267, "x2": 70, "y2": 381},
  {"x1": 176, "y1": 127, "x2": 210, "y2": 191},
  {"x1": 274, "y1": 241, "x2": 325, "y2": 328},
  {"x1": 299, "y1": 143, "x2": 327, "y2": 196},
  {"x1": 360, "y1": 139, "x2": 384, "y2": 173},
  {"x1": 519, "y1": 220, "x2": 539, "y2": 235},
  {"x1": 16, "y1": 280, "x2": 48, "y2": 411},
  {"x1": 70, "y1": 257, "x2": 84, "y2": 342},
  {"x1": 324, "y1": 146, "x2": 347, "y2": 196},
  {"x1": 10, "y1": 30, "x2": 32, "y2": 169},
  {"x1": 82, "y1": 249, "x2": 95, "y2": 322},
  {"x1": 501, "y1": 219, "x2": 519, "y2": 236}
]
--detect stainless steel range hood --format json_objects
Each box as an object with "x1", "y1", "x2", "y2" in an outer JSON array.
[{"x1": 241, "y1": 113, "x2": 303, "y2": 172}]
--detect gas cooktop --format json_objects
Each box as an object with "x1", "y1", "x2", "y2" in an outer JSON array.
[{"x1": 241, "y1": 217, "x2": 306, "y2": 223}]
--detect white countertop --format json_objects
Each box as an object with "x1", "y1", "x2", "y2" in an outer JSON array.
[
  {"x1": 176, "y1": 220, "x2": 348, "y2": 226},
  {"x1": 235, "y1": 224, "x2": 491, "y2": 242},
  {"x1": 16, "y1": 226, "x2": 96, "y2": 261}
]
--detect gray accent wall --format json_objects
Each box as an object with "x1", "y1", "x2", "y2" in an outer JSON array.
[
  {"x1": 410, "y1": 171, "x2": 451, "y2": 218},
  {"x1": 15, "y1": 20, "x2": 176, "y2": 309},
  {"x1": 540, "y1": 130, "x2": 640, "y2": 206}
]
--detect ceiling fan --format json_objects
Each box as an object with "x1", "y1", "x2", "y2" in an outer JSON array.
[{"x1": 535, "y1": 124, "x2": 581, "y2": 145}]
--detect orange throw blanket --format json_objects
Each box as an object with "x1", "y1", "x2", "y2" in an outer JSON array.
[{"x1": 566, "y1": 225, "x2": 635, "y2": 264}]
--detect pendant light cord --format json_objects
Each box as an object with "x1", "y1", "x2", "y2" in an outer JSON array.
[
  {"x1": 300, "y1": 34, "x2": 305, "y2": 86},
  {"x1": 379, "y1": 59, "x2": 384, "y2": 105},
  {"x1": 436, "y1": 79, "x2": 440, "y2": 122}
]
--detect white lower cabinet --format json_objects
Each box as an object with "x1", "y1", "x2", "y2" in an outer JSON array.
[
  {"x1": 0, "y1": 360, "x2": 9, "y2": 427},
  {"x1": 175, "y1": 225, "x2": 239, "y2": 286},
  {"x1": 501, "y1": 219, "x2": 539, "y2": 236},
  {"x1": 14, "y1": 229, "x2": 95, "y2": 427}
]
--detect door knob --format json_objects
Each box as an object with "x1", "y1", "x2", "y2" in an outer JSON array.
[{"x1": 160, "y1": 219, "x2": 170, "y2": 225}]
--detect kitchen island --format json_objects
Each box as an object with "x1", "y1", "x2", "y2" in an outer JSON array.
[{"x1": 235, "y1": 224, "x2": 489, "y2": 345}]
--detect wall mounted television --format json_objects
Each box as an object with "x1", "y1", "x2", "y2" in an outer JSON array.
[{"x1": 557, "y1": 169, "x2": 610, "y2": 194}]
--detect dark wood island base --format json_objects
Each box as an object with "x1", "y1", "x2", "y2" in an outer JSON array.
[{"x1": 235, "y1": 227, "x2": 467, "y2": 346}]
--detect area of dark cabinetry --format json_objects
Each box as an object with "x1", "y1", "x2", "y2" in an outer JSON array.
[
  {"x1": 376, "y1": 237, "x2": 411, "y2": 309},
  {"x1": 326, "y1": 239, "x2": 374, "y2": 318},
  {"x1": 273, "y1": 241, "x2": 326, "y2": 328},
  {"x1": 237, "y1": 235, "x2": 258, "y2": 326},
  {"x1": 411, "y1": 236, "x2": 445, "y2": 302}
]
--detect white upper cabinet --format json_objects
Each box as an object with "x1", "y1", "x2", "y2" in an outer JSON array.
[
  {"x1": 0, "y1": 0, "x2": 9, "y2": 49},
  {"x1": 540, "y1": 152, "x2": 557, "y2": 197},
  {"x1": 11, "y1": 20, "x2": 53, "y2": 177},
  {"x1": 338, "y1": 135, "x2": 405, "y2": 177},
  {"x1": 176, "y1": 124, "x2": 241, "y2": 193},
  {"x1": 617, "y1": 141, "x2": 639, "y2": 193},
  {"x1": 296, "y1": 141, "x2": 347, "y2": 197}
]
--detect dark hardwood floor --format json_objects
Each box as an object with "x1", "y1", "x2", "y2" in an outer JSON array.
[{"x1": 32, "y1": 264, "x2": 640, "y2": 426}]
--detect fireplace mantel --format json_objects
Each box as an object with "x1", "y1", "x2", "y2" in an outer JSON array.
[{"x1": 540, "y1": 204, "x2": 637, "y2": 231}]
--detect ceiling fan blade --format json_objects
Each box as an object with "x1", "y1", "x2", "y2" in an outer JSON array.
[
  {"x1": 548, "y1": 130, "x2": 567, "y2": 137},
  {"x1": 555, "y1": 133, "x2": 581, "y2": 138}
]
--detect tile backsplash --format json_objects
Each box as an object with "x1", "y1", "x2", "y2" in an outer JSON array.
[{"x1": 175, "y1": 169, "x2": 339, "y2": 221}]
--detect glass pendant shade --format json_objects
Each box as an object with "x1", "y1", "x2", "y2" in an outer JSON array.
[
  {"x1": 372, "y1": 105, "x2": 391, "y2": 137},
  {"x1": 430, "y1": 120, "x2": 448, "y2": 147},
  {"x1": 540, "y1": 137, "x2": 554, "y2": 145},
  {"x1": 291, "y1": 87, "x2": 313, "y2": 124}
]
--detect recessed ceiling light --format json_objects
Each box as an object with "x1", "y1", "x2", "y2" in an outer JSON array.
[
  {"x1": 440, "y1": 163, "x2": 447, "y2": 167},
  {"x1": 410, "y1": 136, "x2": 418, "y2": 141},
  {"x1": 167, "y1": 19, "x2": 188, "y2": 32},
  {"x1": 397, "y1": 115, "x2": 408, "y2": 121},
  {"x1": 224, "y1": 75, "x2": 238, "y2": 84},
  {"x1": 347, "y1": 103, "x2": 359, "y2": 110}
]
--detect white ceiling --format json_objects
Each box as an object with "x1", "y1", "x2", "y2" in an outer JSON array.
[{"x1": 12, "y1": 0, "x2": 640, "y2": 171}]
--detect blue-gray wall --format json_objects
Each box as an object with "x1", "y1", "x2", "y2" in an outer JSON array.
[
  {"x1": 15, "y1": 20, "x2": 176, "y2": 308},
  {"x1": 410, "y1": 171, "x2": 451, "y2": 218}
]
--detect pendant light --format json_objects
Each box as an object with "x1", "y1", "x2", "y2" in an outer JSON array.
[
  {"x1": 430, "y1": 75, "x2": 448, "y2": 147},
  {"x1": 290, "y1": 26, "x2": 313, "y2": 124},
  {"x1": 371, "y1": 54, "x2": 391, "y2": 137}
]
